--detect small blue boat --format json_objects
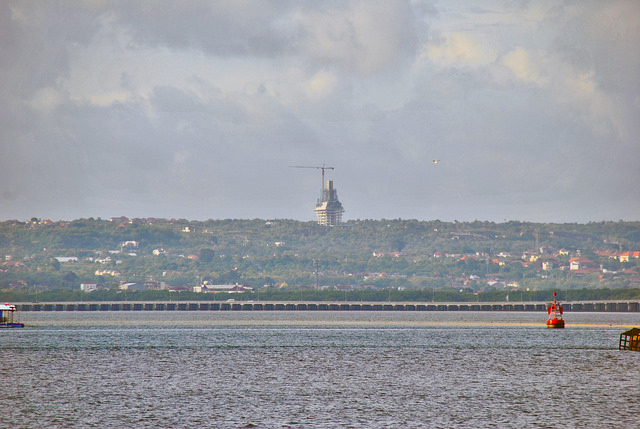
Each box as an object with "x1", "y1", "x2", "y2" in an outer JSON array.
[{"x1": 0, "y1": 303, "x2": 24, "y2": 328}]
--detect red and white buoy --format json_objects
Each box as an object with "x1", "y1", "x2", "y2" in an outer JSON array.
[{"x1": 546, "y1": 292, "x2": 565, "y2": 329}]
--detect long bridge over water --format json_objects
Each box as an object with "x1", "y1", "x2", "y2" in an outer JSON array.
[{"x1": 15, "y1": 300, "x2": 640, "y2": 312}]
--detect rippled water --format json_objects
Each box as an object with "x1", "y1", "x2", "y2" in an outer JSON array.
[{"x1": 2, "y1": 311, "x2": 640, "y2": 428}]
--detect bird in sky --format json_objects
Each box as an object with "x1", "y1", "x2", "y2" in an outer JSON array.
[{"x1": 433, "y1": 159, "x2": 439, "y2": 165}]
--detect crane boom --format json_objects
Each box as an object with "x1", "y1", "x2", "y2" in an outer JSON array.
[{"x1": 290, "y1": 164, "x2": 335, "y2": 191}]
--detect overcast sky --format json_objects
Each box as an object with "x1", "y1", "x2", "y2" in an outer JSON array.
[{"x1": 1, "y1": 1, "x2": 638, "y2": 223}]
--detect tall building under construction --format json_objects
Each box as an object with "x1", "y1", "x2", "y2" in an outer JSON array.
[{"x1": 315, "y1": 180, "x2": 344, "y2": 226}]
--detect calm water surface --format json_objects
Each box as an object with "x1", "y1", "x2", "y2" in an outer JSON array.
[{"x1": 2, "y1": 311, "x2": 640, "y2": 428}]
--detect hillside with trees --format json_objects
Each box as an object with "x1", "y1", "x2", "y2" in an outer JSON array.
[{"x1": 1, "y1": 218, "x2": 639, "y2": 302}]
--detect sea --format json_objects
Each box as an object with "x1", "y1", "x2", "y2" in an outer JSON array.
[{"x1": 2, "y1": 310, "x2": 640, "y2": 428}]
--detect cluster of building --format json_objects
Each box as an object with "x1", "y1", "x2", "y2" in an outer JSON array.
[
  {"x1": 80, "y1": 280, "x2": 171, "y2": 292},
  {"x1": 79, "y1": 280, "x2": 253, "y2": 294},
  {"x1": 456, "y1": 247, "x2": 640, "y2": 288},
  {"x1": 193, "y1": 283, "x2": 254, "y2": 294}
]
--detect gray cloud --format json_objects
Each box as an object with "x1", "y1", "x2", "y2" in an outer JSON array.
[
  {"x1": 1, "y1": 0, "x2": 638, "y2": 222},
  {"x1": 112, "y1": 1, "x2": 294, "y2": 57}
]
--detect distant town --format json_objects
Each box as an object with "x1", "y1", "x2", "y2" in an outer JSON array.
[{"x1": 1, "y1": 217, "x2": 639, "y2": 302}]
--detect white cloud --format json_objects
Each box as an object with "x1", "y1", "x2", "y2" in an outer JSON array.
[
  {"x1": 29, "y1": 87, "x2": 66, "y2": 113},
  {"x1": 501, "y1": 47, "x2": 543, "y2": 85},
  {"x1": 291, "y1": 1, "x2": 416, "y2": 75},
  {"x1": 423, "y1": 32, "x2": 493, "y2": 67},
  {"x1": 304, "y1": 70, "x2": 339, "y2": 100}
]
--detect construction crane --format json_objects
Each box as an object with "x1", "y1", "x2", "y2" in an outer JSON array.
[{"x1": 290, "y1": 164, "x2": 335, "y2": 191}]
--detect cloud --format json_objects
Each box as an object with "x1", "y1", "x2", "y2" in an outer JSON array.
[
  {"x1": 551, "y1": 0, "x2": 640, "y2": 145},
  {"x1": 29, "y1": 87, "x2": 67, "y2": 113},
  {"x1": 501, "y1": 47, "x2": 543, "y2": 84},
  {"x1": 290, "y1": 0, "x2": 418, "y2": 75},
  {"x1": 0, "y1": 1, "x2": 638, "y2": 223},
  {"x1": 423, "y1": 32, "x2": 493, "y2": 67},
  {"x1": 112, "y1": 1, "x2": 292, "y2": 57},
  {"x1": 304, "y1": 70, "x2": 339, "y2": 100}
]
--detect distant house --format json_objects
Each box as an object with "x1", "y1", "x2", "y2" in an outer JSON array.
[
  {"x1": 193, "y1": 284, "x2": 207, "y2": 293},
  {"x1": 143, "y1": 281, "x2": 167, "y2": 291},
  {"x1": 193, "y1": 284, "x2": 253, "y2": 294},
  {"x1": 230, "y1": 285, "x2": 253, "y2": 293},
  {"x1": 118, "y1": 281, "x2": 166, "y2": 291},
  {"x1": 81, "y1": 283, "x2": 97, "y2": 292},
  {"x1": 595, "y1": 250, "x2": 617, "y2": 259},
  {"x1": 119, "y1": 282, "x2": 147, "y2": 291},
  {"x1": 95, "y1": 269, "x2": 120, "y2": 277},
  {"x1": 539, "y1": 255, "x2": 558, "y2": 271},
  {"x1": 196, "y1": 284, "x2": 236, "y2": 293},
  {"x1": 619, "y1": 251, "x2": 640, "y2": 263},
  {"x1": 522, "y1": 251, "x2": 539, "y2": 262},
  {"x1": 542, "y1": 260, "x2": 554, "y2": 271},
  {"x1": 55, "y1": 256, "x2": 78, "y2": 263},
  {"x1": 569, "y1": 257, "x2": 596, "y2": 271}
]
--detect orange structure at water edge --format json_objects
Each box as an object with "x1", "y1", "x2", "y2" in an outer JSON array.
[{"x1": 547, "y1": 292, "x2": 565, "y2": 329}]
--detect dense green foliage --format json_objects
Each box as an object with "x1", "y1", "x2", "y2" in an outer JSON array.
[
  {"x1": 1, "y1": 218, "x2": 639, "y2": 302},
  {"x1": 2, "y1": 286, "x2": 640, "y2": 303}
]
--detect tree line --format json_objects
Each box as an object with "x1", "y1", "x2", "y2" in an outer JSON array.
[{"x1": 3, "y1": 286, "x2": 640, "y2": 303}]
